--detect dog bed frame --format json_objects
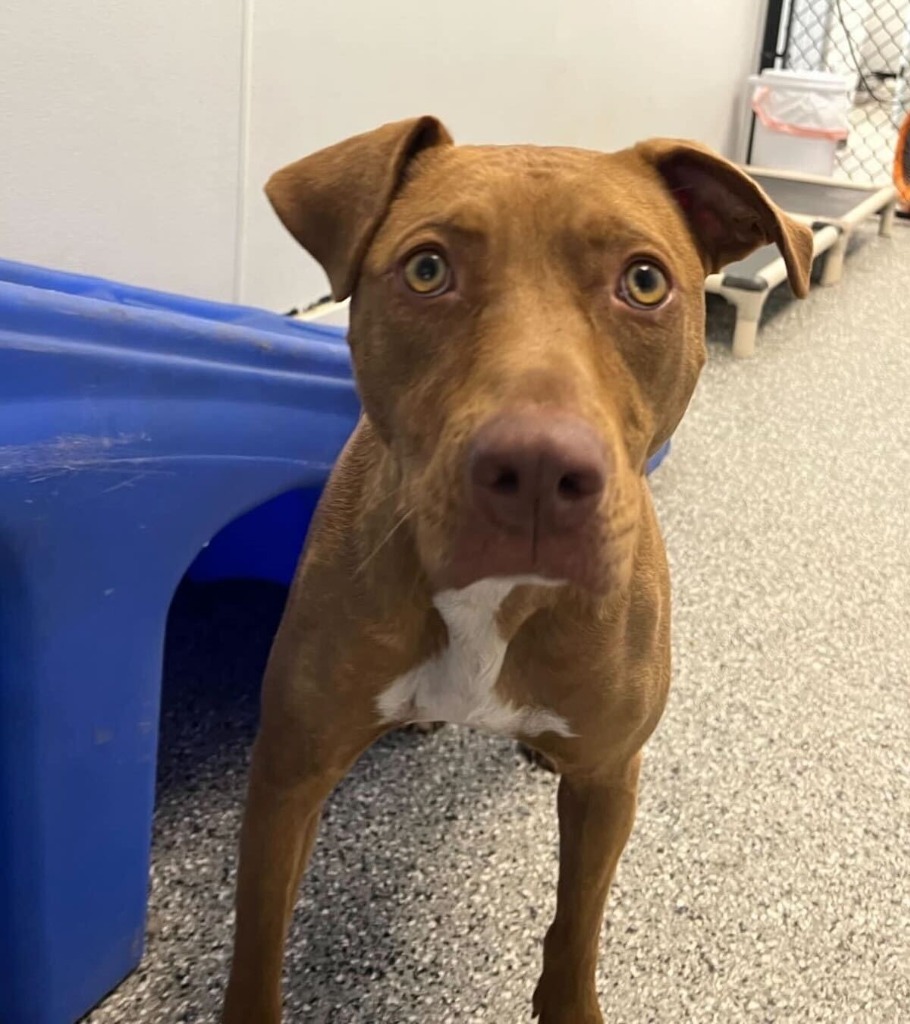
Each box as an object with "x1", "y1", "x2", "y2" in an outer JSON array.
[
  {"x1": 704, "y1": 223, "x2": 840, "y2": 358},
  {"x1": 746, "y1": 167, "x2": 898, "y2": 285}
]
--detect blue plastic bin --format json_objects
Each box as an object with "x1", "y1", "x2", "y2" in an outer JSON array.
[{"x1": 0, "y1": 259, "x2": 357, "y2": 1024}]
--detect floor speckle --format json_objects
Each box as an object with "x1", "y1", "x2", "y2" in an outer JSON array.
[{"x1": 84, "y1": 222, "x2": 910, "y2": 1023}]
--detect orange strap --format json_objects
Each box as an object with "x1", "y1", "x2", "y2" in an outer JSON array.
[
  {"x1": 752, "y1": 87, "x2": 850, "y2": 141},
  {"x1": 894, "y1": 113, "x2": 910, "y2": 204}
]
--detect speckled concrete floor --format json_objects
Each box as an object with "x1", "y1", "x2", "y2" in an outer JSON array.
[{"x1": 84, "y1": 222, "x2": 910, "y2": 1024}]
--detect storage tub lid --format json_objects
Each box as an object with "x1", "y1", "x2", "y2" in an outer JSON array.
[{"x1": 751, "y1": 68, "x2": 851, "y2": 93}]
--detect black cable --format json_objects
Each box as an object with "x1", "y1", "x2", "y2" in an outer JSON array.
[
  {"x1": 782, "y1": 0, "x2": 797, "y2": 68},
  {"x1": 833, "y1": 0, "x2": 889, "y2": 102},
  {"x1": 748, "y1": 0, "x2": 790, "y2": 163}
]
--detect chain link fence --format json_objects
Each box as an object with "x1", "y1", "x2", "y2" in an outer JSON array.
[{"x1": 782, "y1": 0, "x2": 910, "y2": 183}]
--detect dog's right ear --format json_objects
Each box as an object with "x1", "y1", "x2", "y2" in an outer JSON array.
[{"x1": 265, "y1": 116, "x2": 453, "y2": 301}]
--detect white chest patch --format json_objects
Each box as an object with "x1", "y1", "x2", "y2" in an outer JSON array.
[{"x1": 375, "y1": 577, "x2": 575, "y2": 739}]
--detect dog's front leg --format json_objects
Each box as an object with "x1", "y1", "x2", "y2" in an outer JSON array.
[
  {"x1": 532, "y1": 753, "x2": 642, "y2": 1024},
  {"x1": 222, "y1": 696, "x2": 384, "y2": 1024}
]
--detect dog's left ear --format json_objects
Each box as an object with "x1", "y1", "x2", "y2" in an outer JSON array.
[
  {"x1": 635, "y1": 138, "x2": 814, "y2": 296},
  {"x1": 266, "y1": 116, "x2": 454, "y2": 300}
]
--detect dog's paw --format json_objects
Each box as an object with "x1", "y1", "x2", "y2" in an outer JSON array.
[{"x1": 518, "y1": 742, "x2": 558, "y2": 773}]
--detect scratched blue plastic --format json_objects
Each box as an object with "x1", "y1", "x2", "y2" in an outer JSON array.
[
  {"x1": 0, "y1": 258, "x2": 356, "y2": 1024},
  {"x1": 0, "y1": 257, "x2": 669, "y2": 1023}
]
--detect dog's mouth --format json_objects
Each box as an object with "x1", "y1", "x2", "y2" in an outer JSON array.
[{"x1": 437, "y1": 516, "x2": 636, "y2": 594}]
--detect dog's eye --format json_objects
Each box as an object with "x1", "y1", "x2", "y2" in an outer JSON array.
[
  {"x1": 403, "y1": 250, "x2": 451, "y2": 295},
  {"x1": 620, "y1": 261, "x2": 670, "y2": 309}
]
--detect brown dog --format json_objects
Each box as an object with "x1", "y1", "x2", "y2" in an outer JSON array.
[{"x1": 222, "y1": 117, "x2": 812, "y2": 1023}]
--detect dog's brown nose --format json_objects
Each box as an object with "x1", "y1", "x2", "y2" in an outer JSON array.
[{"x1": 469, "y1": 413, "x2": 606, "y2": 534}]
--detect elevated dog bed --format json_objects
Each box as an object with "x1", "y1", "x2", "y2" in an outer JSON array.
[
  {"x1": 748, "y1": 168, "x2": 898, "y2": 286},
  {"x1": 706, "y1": 169, "x2": 897, "y2": 357}
]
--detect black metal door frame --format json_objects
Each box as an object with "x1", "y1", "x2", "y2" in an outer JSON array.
[{"x1": 746, "y1": 0, "x2": 796, "y2": 162}]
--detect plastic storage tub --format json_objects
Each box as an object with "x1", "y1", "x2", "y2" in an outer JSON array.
[
  {"x1": 750, "y1": 68, "x2": 851, "y2": 177},
  {"x1": 0, "y1": 258, "x2": 356, "y2": 1024}
]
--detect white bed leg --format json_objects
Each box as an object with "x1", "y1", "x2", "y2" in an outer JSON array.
[
  {"x1": 730, "y1": 291, "x2": 766, "y2": 359},
  {"x1": 879, "y1": 201, "x2": 896, "y2": 238},
  {"x1": 732, "y1": 317, "x2": 759, "y2": 359},
  {"x1": 820, "y1": 233, "x2": 847, "y2": 286}
]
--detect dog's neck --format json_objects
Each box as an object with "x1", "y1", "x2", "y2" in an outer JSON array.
[{"x1": 375, "y1": 575, "x2": 577, "y2": 737}]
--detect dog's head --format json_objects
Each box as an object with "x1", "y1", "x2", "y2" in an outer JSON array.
[{"x1": 268, "y1": 117, "x2": 812, "y2": 595}]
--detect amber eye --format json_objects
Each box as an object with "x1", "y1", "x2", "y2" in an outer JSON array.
[
  {"x1": 403, "y1": 249, "x2": 452, "y2": 295},
  {"x1": 620, "y1": 260, "x2": 670, "y2": 308}
]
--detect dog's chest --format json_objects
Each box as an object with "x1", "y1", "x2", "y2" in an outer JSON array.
[{"x1": 375, "y1": 579, "x2": 573, "y2": 739}]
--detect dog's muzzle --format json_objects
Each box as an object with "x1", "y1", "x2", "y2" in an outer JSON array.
[{"x1": 443, "y1": 410, "x2": 613, "y2": 590}]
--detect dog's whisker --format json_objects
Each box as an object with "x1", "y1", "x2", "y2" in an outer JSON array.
[
  {"x1": 361, "y1": 480, "x2": 405, "y2": 516},
  {"x1": 355, "y1": 509, "x2": 414, "y2": 575}
]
